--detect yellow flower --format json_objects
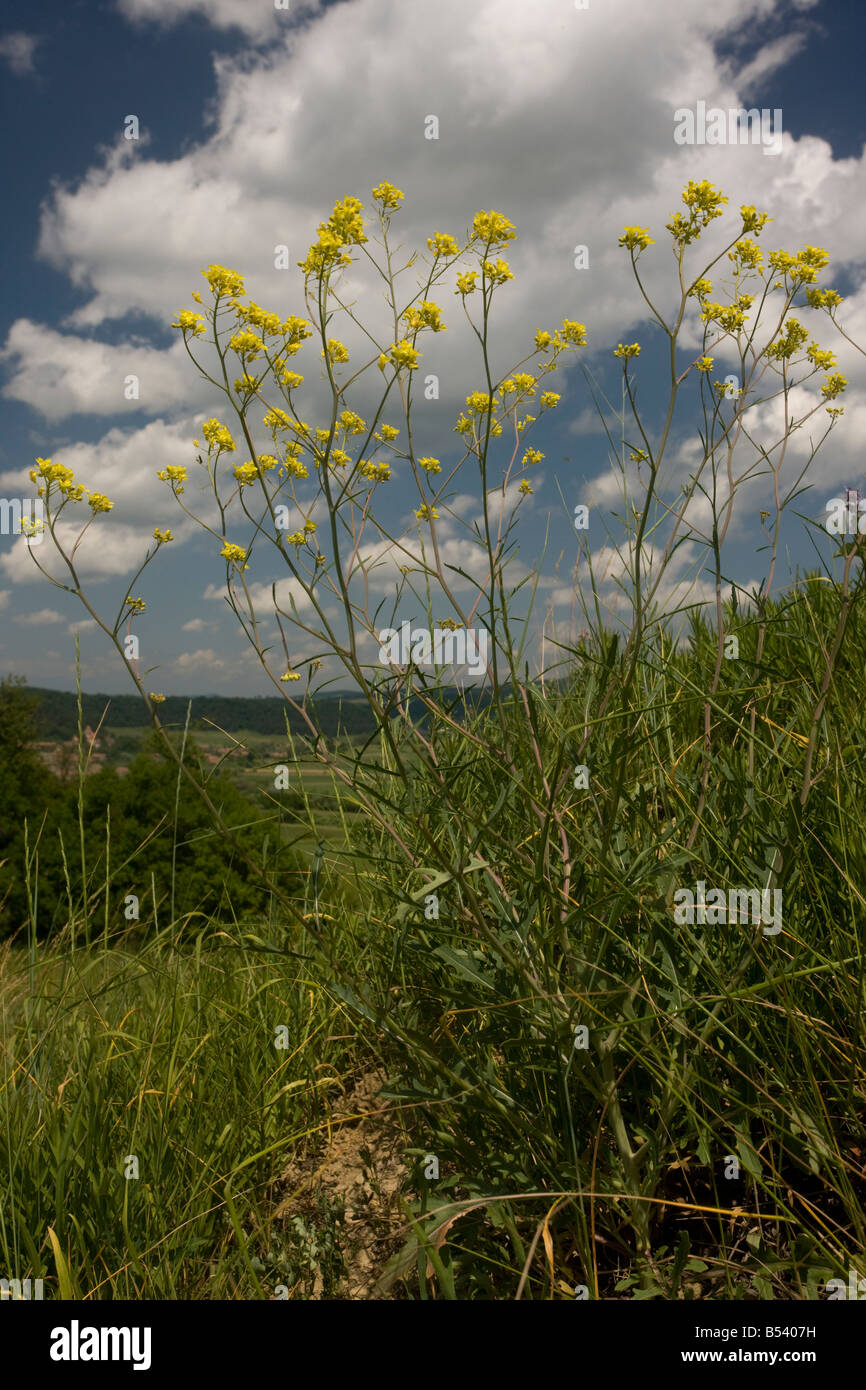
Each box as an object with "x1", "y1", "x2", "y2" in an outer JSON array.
[
  {"x1": 233, "y1": 462, "x2": 260, "y2": 487},
  {"x1": 150, "y1": 692, "x2": 166, "y2": 704},
  {"x1": 471, "y1": 209, "x2": 516, "y2": 248},
  {"x1": 229, "y1": 329, "x2": 265, "y2": 359},
  {"x1": 191, "y1": 291, "x2": 202, "y2": 304},
  {"x1": 427, "y1": 231, "x2": 460, "y2": 259},
  {"x1": 414, "y1": 504, "x2": 439, "y2": 521},
  {"x1": 534, "y1": 330, "x2": 552, "y2": 351},
  {"x1": 455, "y1": 270, "x2": 478, "y2": 296},
  {"x1": 482, "y1": 257, "x2": 514, "y2": 285},
  {"x1": 156, "y1": 464, "x2": 188, "y2": 493},
  {"x1": 388, "y1": 339, "x2": 420, "y2": 370},
  {"x1": 688, "y1": 277, "x2": 713, "y2": 300},
  {"x1": 613, "y1": 343, "x2": 641, "y2": 359},
  {"x1": 806, "y1": 287, "x2": 843, "y2": 311},
  {"x1": 202, "y1": 264, "x2": 245, "y2": 297},
  {"x1": 322, "y1": 338, "x2": 349, "y2": 364},
  {"x1": 740, "y1": 205, "x2": 772, "y2": 235},
  {"x1": 378, "y1": 423, "x2": 399, "y2": 441},
  {"x1": 821, "y1": 373, "x2": 847, "y2": 400},
  {"x1": 512, "y1": 373, "x2": 535, "y2": 393},
  {"x1": 402, "y1": 300, "x2": 447, "y2": 333},
  {"x1": 173, "y1": 308, "x2": 206, "y2": 337},
  {"x1": 282, "y1": 315, "x2": 313, "y2": 344},
  {"x1": 377, "y1": 352, "x2": 389, "y2": 371},
  {"x1": 152, "y1": 528, "x2": 174, "y2": 544},
  {"x1": 340, "y1": 409, "x2": 366, "y2": 435},
  {"x1": 418, "y1": 456, "x2": 441, "y2": 474},
  {"x1": 221, "y1": 542, "x2": 248, "y2": 567},
  {"x1": 540, "y1": 392, "x2": 560, "y2": 409},
  {"x1": 280, "y1": 671, "x2": 301, "y2": 681},
  {"x1": 330, "y1": 448, "x2": 351, "y2": 468},
  {"x1": 372, "y1": 180, "x2": 404, "y2": 210},
  {"x1": 522, "y1": 448, "x2": 544, "y2": 465},
  {"x1": 263, "y1": 407, "x2": 291, "y2": 429},
  {"x1": 202, "y1": 418, "x2": 236, "y2": 452},
  {"x1": 281, "y1": 370, "x2": 304, "y2": 390},
  {"x1": 359, "y1": 460, "x2": 391, "y2": 481},
  {"x1": 125, "y1": 595, "x2": 146, "y2": 614},
  {"x1": 559, "y1": 319, "x2": 587, "y2": 346},
  {"x1": 696, "y1": 356, "x2": 714, "y2": 372},
  {"x1": 728, "y1": 238, "x2": 764, "y2": 270},
  {"x1": 87, "y1": 492, "x2": 113, "y2": 513},
  {"x1": 518, "y1": 480, "x2": 532, "y2": 496},
  {"x1": 618, "y1": 226, "x2": 655, "y2": 252},
  {"x1": 239, "y1": 301, "x2": 283, "y2": 335}
]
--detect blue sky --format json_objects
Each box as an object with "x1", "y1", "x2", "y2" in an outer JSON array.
[{"x1": 1, "y1": 0, "x2": 864, "y2": 695}]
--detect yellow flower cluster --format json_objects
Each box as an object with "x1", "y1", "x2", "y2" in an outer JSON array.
[
  {"x1": 806, "y1": 287, "x2": 843, "y2": 311},
  {"x1": 414, "y1": 504, "x2": 439, "y2": 521},
  {"x1": 202, "y1": 418, "x2": 236, "y2": 451},
  {"x1": 29, "y1": 457, "x2": 85, "y2": 501},
  {"x1": 768, "y1": 245, "x2": 830, "y2": 288},
  {"x1": 87, "y1": 493, "x2": 114, "y2": 513},
  {"x1": 700, "y1": 297, "x2": 753, "y2": 333},
  {"x1": 237, "y1": 301, "x2": 283, "y2": 336},
  {"x1": 234, "y1": 375, "x2": 258, "y2": 396},
  {"x1": 372, "y1": 180, "x2": 404, "y2": 210},
  {"x1": 613, "y1": 343, "x2": 641, "y2": 359},
  {"x1": 153, "y1": 528, "x2": 174, "y2": 544},
  {"x1": 740, "y1": 206, "x2": 772, "y2": 235},
  {"x1": 455, "y1": 270, "x2": 478, "y2": 296},
  {"x1": 263, "y1": 407, "x2": 291, "y2": 430},
  {"x1": 807, "y1": 342, "x2": 836, "y2": 370},
  {"x1": 427, "y1": 232, "x2": 460, "y2": 259},
  {"x1": 482, "y1": 258, "x2": 514, "y2": 285},
  {"x1": 229, "y1": 329, "x2": 265, "y2": 360},
  {"x1": 618, "y1": 226, "x2": 655, "y2": 253},
  {"x1": 535, "y1": 330, "x2": 552, "y2": 350},
  {"x1": 299, "y1": 195, "x2": 367, "y2": 276},
  {"x1": 340, "y1": 409, "x2": 366, "y2": 435},
  {"x1": 157, "y1": 464, "x2": 188, "y2": 493},
  {"x1": 666, "y1": 181, "x2": 728, "y2": 247},
  {"x1": 728, "y1": 239, "x2": 764, "y2": 270},
  {"x1": 418, "y1": 456, "x2": 441, "y2": 473},
  {"x1": 385, "y1": 339, "x2": 420, "y2": 370},
  {"x1": 174, "y1": 308, "x2": 206, "y2": 337},
  {"x1": 765, "y1": 316, "x2": 809, "y2": 361},
  {"x1": 540, "y1": 392, "x2": 560, "y2": 409},
  {"x1": 518, "y1": 480, "x2": 532, "y2": 496},
  {"x1": 378, "y1": 424, "x2": 399, "y2": 441},
  {"x1": 202, "y1": 264, "x2": 245, "y2": 297},
  {"x1": 359, "y1": 460, "x2": 391, "y2": 482},
  {"x1": 821, "y1": 373, "x2": 847, "y2": 400},
  {"x1": 330, "y1": 449, "x2": 351, "y2": 468},
  {"x1": 402, "y1": 300, "x2": 447, "y2": 333},
  {"x1": 220, "y1": 542, "x2": 248, "y2": 567},
  {"x1": 280, "y1": 370, "x2": 304, "y2": 390},
  {"x1": 125, "y1": 595, "x2": 146, "y2": 614},
  {"x1": 559, "y1": 319, "x2": 587, "y2": 346},
  {"x1": 471, "y1": 209, "x2": 516, "y2": 248},
  {"x1": 322, "y1": 338, "x2": 349, "y2": 364},
  {"x1": 522, "y1": 448, "x2": 544, "y2": 466},
  {"x1": 280, "y1": 671, "x2": 301, "y2": 682},
  {"x1": 696, "y1": 356, "x2": 714, "y2": 372},
  {"x1": 688, "y1": 277, "x2": 713, "y2": 300}
]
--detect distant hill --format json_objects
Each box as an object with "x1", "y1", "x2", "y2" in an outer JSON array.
[
  {"x1": 21, "y1": 682, "x2": 504, "y2": 742},
  {"x1": 23, "y1": 686, "x2": 379, "y2": 740}
]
